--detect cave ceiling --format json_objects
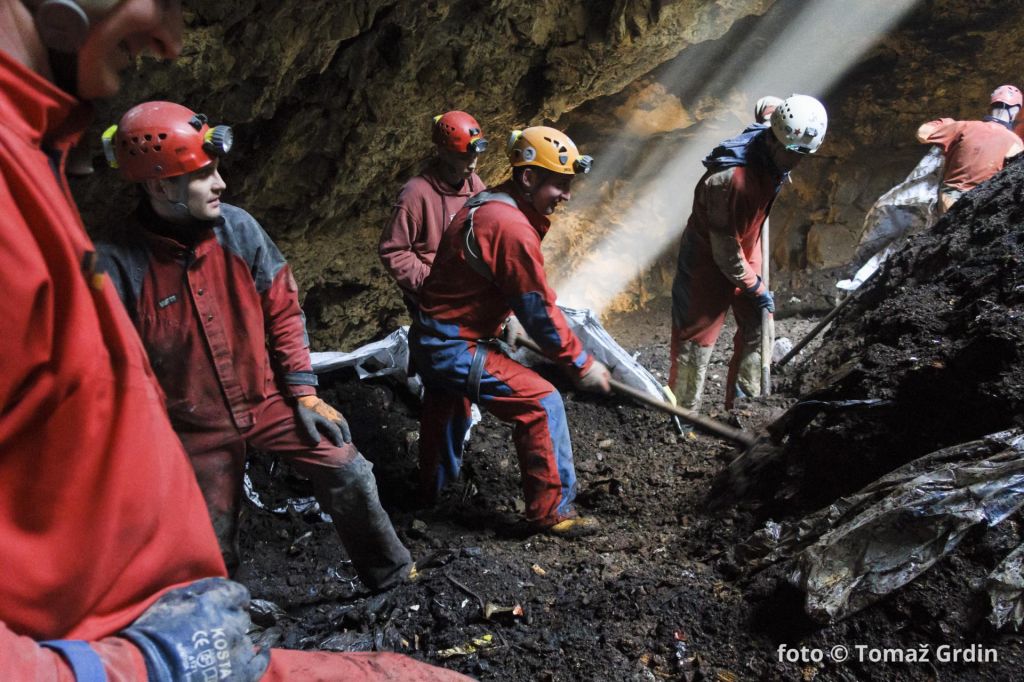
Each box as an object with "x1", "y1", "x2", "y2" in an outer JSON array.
[{"x1": 73, "y1": 0, "x2": 1024, "y2": 347}]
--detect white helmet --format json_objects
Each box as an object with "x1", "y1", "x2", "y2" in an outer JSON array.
[{"x1": 770, "y1": 94, "x2": 828, "y2": 154}]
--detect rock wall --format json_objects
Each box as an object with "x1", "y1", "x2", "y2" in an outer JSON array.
[{"x1": 72, "y1": 0, "x2": 1024, "y2": 347}]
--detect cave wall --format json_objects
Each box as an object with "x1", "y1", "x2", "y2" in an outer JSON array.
[{"x1": 72, "y1": 0, "x2": 1024, "y2": 348}]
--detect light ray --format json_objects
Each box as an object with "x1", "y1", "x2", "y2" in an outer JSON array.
[{"x1": 554, "y1": 0, "x2": 921, "y2": 314}]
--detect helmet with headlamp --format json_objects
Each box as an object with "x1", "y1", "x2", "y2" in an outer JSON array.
[
  {"x1": 506, "y1": 126, "x2": 593, "y2": 175},
  {"x1": 433, "y1": 111, "x2": 488, "y2": 155},
  {"x1": 102, "y1": 101, "x2": 233, "y2": 182},
  {"x1": 770, "y1": 94, "x2": 828, "y2": 155}
]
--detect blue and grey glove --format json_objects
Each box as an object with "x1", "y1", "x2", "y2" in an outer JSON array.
[
  {"x1": 120, "y1": 578, "x2": 269, "y2": 682},
  {"x1": 746, "y1": 276, "x2": 775, "y2": 313}
]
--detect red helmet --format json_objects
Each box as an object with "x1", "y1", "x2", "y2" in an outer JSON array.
[
  {"x1": 102, "y1": 101, "x2": 233, "y2": 182},
  {"x1": 432, "y1": 111, "x2": 488, "y2": 154},
  {"x1": 991, "y1": 84, "x2": 1023, "y2": 108}
]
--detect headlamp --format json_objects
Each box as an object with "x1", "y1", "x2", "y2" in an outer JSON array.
[
  {"x1": 573, "y1": 155, "x2": 594, "y2": 174},
  {"x1": 203, "y1": 125, "x2": 234, "y2": 157},
  {"x1": 468, "y1": 138, "x2": 489, "y2": 154}
]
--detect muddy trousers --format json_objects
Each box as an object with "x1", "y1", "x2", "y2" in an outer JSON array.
[
  {"x1": 176, "y1": 393, "x2": 411, "y2": 591},
  {"x1": 410, "y1": 333, "x2": 578, "y2": 528},
  {"x1": 263, "y1": 650, "x2": 471, "y2": 681},
  {"x1": 670, "y1": 278, "x2": 764, "y2": 412}
]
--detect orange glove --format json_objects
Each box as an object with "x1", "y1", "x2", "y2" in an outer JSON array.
[{"x1": 296, "y1": 396, "x2": 351, "y2": 445}]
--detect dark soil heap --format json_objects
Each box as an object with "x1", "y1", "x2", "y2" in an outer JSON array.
[{"x1": 740, "y1": 157, "x2": 1024, "y2": 514}]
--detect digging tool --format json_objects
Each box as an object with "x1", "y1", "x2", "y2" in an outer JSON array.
[
  {"x1": 760, "y1": 218, "x2": 773, "y2": 396},
  {"x1": 512, "y1": 336, "x2": 757, "y2": 448},
  {"x1": 777, "y1": 268, "x2": 879, "y2": 368}
]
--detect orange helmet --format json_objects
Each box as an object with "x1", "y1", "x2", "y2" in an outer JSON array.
[
  {"x1": 102, "y1": 101, "x2": 233, "y2": 182},
  {"x1": 432, "y1": 111, "x2": 488, "y2": 154},
  {"x1": 506, "y1": 126, "x2": 593, "y2": 175},
  {"x1": 991, "y1": 84, "x2": 1023, "y2": 108}
]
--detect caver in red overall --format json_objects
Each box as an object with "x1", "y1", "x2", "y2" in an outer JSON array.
[
  {"x1": 99, "y1": 199, "x2": 412, "y2": 587},
  {"x1": 410, "y1": 181, "x2": 593, "y2": 529},
  {"x1": 669, "y1": 124, "x2": 786, "y2": 412}
]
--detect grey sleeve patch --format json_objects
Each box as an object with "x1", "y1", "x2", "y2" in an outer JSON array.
[{"x1": 215, "y1": 204, "x2": 288, "y2": 293}]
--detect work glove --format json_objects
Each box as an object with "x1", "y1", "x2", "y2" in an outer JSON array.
[
  {"x1": 501, "y1": 314, "x2": 525, "y2": 347},
  {"x1": 746, "y1": 276, "x2": 775, "y2": 313},
  {"x1": 296, "y1": 395, "x2": 351, "y2": 447},
  {"x1": 573, "y1": 359, "x2": 612, "y2": 395},
  {"x1": 120, "y1": 578, "x2": 269, "y2": 682}
]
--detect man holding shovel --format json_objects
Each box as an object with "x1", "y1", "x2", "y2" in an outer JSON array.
[
  {"x1": 669, "y1": 94, "x2": 828, "y2": 414},
  {"x1": 410, "y1": 126, "x2": 611, "y2": 537}
]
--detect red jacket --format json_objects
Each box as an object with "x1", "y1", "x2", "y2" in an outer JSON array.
[
  {"x1": 676, "y1": 163, "x2": 780, "y2": 294},
  {"x1": 416, "y1": 181, "x2": 592, "y2": 375},
  {"x1": 379, "y1": 162, "x2": 484, "y2": 301},
  {"x1": 0, "y1": 48, "x2": 223, "y2": 675},
  {"x1": 98, "y1": 202, "x2": 318, "y2": 435}
]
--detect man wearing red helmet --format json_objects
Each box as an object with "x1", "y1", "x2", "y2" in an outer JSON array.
[
  {"x1": 97, "y1": 100, "x2": 413, "y2": 588},
  {"x1": 917, "y1": 84, "x2": 1024, "y2": 212},
  {"x1": 379, "y1": 110, "x2": 487, "y2": 310}
]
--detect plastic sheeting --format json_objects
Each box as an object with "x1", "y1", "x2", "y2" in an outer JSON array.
[
  {"x1": 310, "y1": 327, "x2": 423, "y2": 398},
  {"x1": 507, "y1": 305, "x2": 666, "y2": 401},
  {"x1": 987, "y1": 541, "x2": 1024, "y2": 631},
  {"x1": 837, "y1": 147, "x2": 944, "y2": 291},
  {"x1": 740, "y1": 429, "x2": 1024, "y2": 623}
]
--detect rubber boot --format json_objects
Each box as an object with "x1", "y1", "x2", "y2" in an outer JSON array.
[
  {"x1": 296, "y1": 454, "x2": 413, "y2": 592},
  {"x1": 726, "y1": 335, "x2": 762, "y2": 409},
  {"x1": 671, "y1": 341, "x2": 714, "y2": 413}
]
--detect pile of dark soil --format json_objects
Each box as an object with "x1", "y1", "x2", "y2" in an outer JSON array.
[{"x1": 724, "y1": 157, "x2": 1024, "y2": 515}]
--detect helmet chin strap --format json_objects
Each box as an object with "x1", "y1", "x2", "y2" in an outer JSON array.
[{"x1": 162, "y1": 175, "x2": 197, "y2": 223}]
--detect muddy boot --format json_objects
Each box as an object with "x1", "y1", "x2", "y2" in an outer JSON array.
[
  {"x1": 545, "y1": 515, "x2": 601, "y2": 539},
  {"x1": 300, "y1": 454, "x2": 413, "y2": 592},
  {"x1": 726, "y1": 335, "x2": 762, "y2": 409},
  {"x1": 734, "y1": 349, "x2": 762, "y2": 400},
  {"x1": 671, "y1": 342, "x2": 714, "y2": 413},
  {"x1": 531, "y1": 508, "x2": 601, "y2": 539}
]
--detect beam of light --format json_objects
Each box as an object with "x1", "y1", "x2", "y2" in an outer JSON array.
[{"x1": 553, "y1": 0, "x2": 921, "y2": 314}]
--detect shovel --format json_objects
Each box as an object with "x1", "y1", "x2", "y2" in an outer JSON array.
[
  {"x1": 512, "y1": 336, "x2": 757, "y2": 448},
  {"x1": 777, "y1": 268, "x2": 879, "y2": 368},
  {"x1": 760, "y1": 218, "x2": 773, "y2": 395}
]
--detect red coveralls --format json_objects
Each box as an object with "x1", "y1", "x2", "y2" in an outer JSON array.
[
  {"x1": 0, "y1": 48, "x2": 466, "y2": 681},
  {"x1": 98, "y1": 200, "x2": 411, "y2": 587},
  {"x1": 410, "y1": 182, "x2": 593, "y2": 528},
  {"x1": 669, "y1": 134, "x2": 783, "y2": 412},
  {"x1": 379, "y1": 162, "x2": 484, "y2": 306}
]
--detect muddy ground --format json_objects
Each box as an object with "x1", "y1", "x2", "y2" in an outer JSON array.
[{"x1": 237, "y1": 162, "x2": 1024, "y2": 681}]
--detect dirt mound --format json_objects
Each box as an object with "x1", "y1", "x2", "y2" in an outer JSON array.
[{"x1": 725, "y1": 157, "x2": 1024, "y2": 513}]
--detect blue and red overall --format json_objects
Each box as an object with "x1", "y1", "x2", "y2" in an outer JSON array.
[
  {"x1": 670, "y1": 125, "x2": 786, "y2": 411},
  {"x1": 411, "y1": 181, "x2": 592, "y2": 528},
  {"x1": 99, "y1": 202, "x2": 410, "y2": 588}
]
